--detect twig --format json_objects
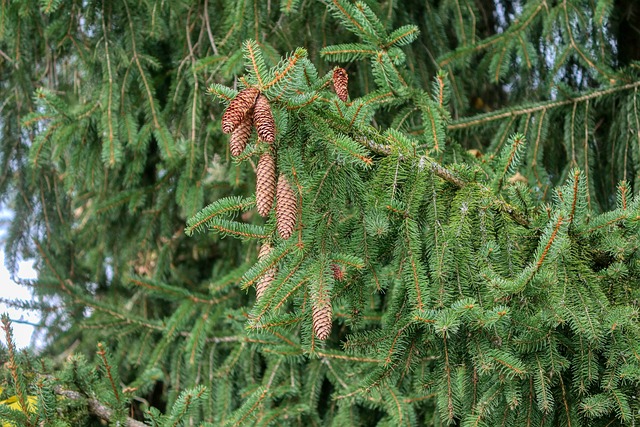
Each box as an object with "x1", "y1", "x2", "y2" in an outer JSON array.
[{"x1": 203, "y1": 0, "x2": 219, "y2": 55}]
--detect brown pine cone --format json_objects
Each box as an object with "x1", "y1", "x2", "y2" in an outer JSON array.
[
  {"x1": 221, "y1": 87, "x2": 260, "y2": 134},
  {"x1": 332, "y1": 68, "x2": 349, "y2": 102},
  {"x1": 312, "y1": 299, "x2": 332, "y2": 340},
  {"x1": 253, "y1": 94, "x2": 276, "y2": 143},
  {"x1": 229, "y1": 110, "x2": 253, "y2": 156},
  {"x1": 276, "y1": 174, "x2": 297, "y2": 239},
  {"x1": 330, "y1": 264, "x2": 344, "y2": 281},
  {"x1": 256, "y1": 243, "x2": 277, "y2": 301},
  {"x1": 256, "y1": 152, "x2": 276, "y2": 217}
]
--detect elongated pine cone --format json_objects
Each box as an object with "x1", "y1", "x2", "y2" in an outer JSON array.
[
  {"x1": 332, "y1": 68, "x2": 349, "y2": 102},
  {"x1": 221, "y1": 87, "x2": 260, "y2": 134},
  {"x1": 229, "y1": 110, "x2": 253, "y2": 156},
  {"x1": 256, "y1": 152, "x2": 276, "y2": 217},
  {"x1": 312, "y1": 299, "x2": 332, "y2": 340},
  {"x1": 331, "y1": 264, "x2": 344, "y2": 281},
  {"x1": 256, "y1": 243, "x2": 276, "y2": 301},
  {"x1": 253, "y1": 94, "x2": 276, "y2": 143},
  {"x1": 276, "y1": 174, "x2": 297, "y2": 239}
]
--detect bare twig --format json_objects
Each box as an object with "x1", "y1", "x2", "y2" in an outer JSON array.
[{"x1": 203, "y1": 0, "x2": 219, "y2": 55}]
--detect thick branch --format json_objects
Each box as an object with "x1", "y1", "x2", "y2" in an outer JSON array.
[{"x1": 53, "y1": 385, "x2": 146, "y2": 427}]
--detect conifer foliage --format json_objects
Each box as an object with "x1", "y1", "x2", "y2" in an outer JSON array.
[{"x1": 2, "y1": 1, "x2": 640, "y2": 426}]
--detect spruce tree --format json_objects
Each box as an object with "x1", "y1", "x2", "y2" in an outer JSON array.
[{"x1": 1, "y1": 1, "x2": 640, "y2": 426}]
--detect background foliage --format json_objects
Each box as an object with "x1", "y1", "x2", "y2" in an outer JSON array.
[{"x1": 1, "y1": 0, "x2": 640, "y2": 425}]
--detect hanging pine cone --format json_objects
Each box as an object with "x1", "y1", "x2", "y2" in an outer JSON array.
[
  {"x1": 253, "y1": 94, "x2": 276, "y2": 143},
  {"x1": 330, "y1": 264, "x2": 344, "y2": 281},
  {"x1": 276, "y1": 174, "x2": 297, "y2": 239},
  {"x1": 332, "y1": 68, "x2": 349, "y2": 102},
  {"x1": 229, "y1": 110, "x2": 253, "y2": 156},
  {"x1": 312, "y1": 299, "x2": 332, "y2": 340},
  {"x1": 221, "y1": 87, "x2": 260, "y2": 134},
  {"x1": 256, "y1": 152, "x2": 276, "y2": 217},
  {"x1": 256, "y1": 243, "x2": 277, "y2": 301}
]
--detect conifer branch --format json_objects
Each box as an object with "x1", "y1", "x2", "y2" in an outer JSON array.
[
  {"x1": 561, "y1": 1, "x2": 614, "y2": 81},
  {"x1": 316, "y1": 351, "x2": 381, "y2": 363},
  {"x1": 448, "y1": 80, "x2": 640, "y2": 130},
  {"x1": 567, "y1": 169, "x2": 581, "y2": 226},
  {"x1": 262, "y1": 50, "x2": 305, "y2": 91},
  {"x1": 30, "y1": 121, "x2": 61, "y2": 169},
  {"x1": 535, "y1": 215, "x2": 564, "y2": 269},
  {"x1": 252, "y1": 316, "x2": 303, "y2": 330},
  {"x1": 1, "y1": 316, "x2": 29, "y2": 418},
  {"x1": 438, "y1": 1, "x2": 546, "y2": 68},
  {"x1": 36, "y1": 240, "x2": 164, "y2": 330},
  {"x1": 320, "y1": 45, "x2": 378, "y2": 60},
  {"x1": 383, "y1": 323, "x2": 411, "y2": 366},
  {"x1": 185, "y1": 196, "x2": 255, "y2": 235},
  {"x1": 52, "y1": 384, "x2": 146, "y2": 427},
  {"x1": 327, "y1": 117, "x2": 531, "y2": 227},
  {"x1": 123, "y1": 1, "x2": 174, "y2": 160},
  {"x1": 229, "y1": 358, "x2": 283, "y2": 427},
  {"x1": 443, "y1": 334, "x2": 455, "y2": 422},
  {"x1": 251, "y1": 259, "x2": 306, "y2": 322},
  {"x1": 329, "y1": 0, "x2": 373, "y2": 41},
  {"x1": 101, "y1": 1, "x2": 117, "y2": 167},
  {"x1": 96, "y1": 343, "x2": 121, "y2": 405},
  {"x1": 244, "y1": 40, "x2": 265, "y2": 87},
  {"x1": 210, "y1": 220, "x2": 269, "y2": 239}
]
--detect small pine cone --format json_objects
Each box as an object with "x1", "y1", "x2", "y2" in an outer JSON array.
[
  {"x1": 221, "y1": 87, "x2": 260, "y2": 134},
  {"x1": 312, "y1": 300, "x2": 332, "y2": 340},
  {"x1": 276, "y1": 174, "x2": 297, "y2": 239},
  {"x1": 332, "y1": 68, "x2": 349, "y2": 102},
  {"x1": 253, "y1": 94, "x2": 276, "y2": 143},
  {"x1": 256, "y1": 152, "x2": 276, "y2": 217},
  {"x1": 330, "y1": 264, "x2": 344, "y2": 281},
  {"x1": 256, "y1": 243, "x2": 277, "y2": 301},
  {"x1": 229, "y1": 110, "x2": 253, "y2": 156}
]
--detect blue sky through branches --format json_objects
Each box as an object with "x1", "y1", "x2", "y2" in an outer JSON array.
[{"x1": 0, "y1": 209, "x2": 39, "y2": 350}]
